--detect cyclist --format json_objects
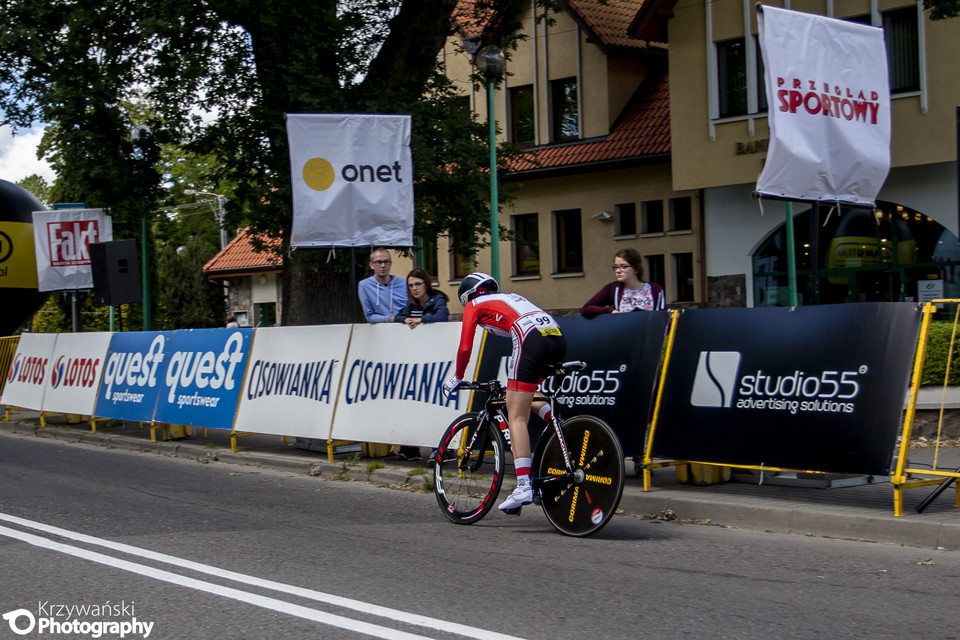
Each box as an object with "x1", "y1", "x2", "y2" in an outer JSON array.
[{"x1": 443, "y1": 273, "x2": 566, "y2": 512}]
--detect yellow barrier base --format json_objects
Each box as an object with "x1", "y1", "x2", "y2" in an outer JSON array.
[
  {"x1": 676, "y1": 463, "x2": 732, "y2": 485},
  {"x1": 362, "y1": 443, "x2": 392, "y2": 458}
]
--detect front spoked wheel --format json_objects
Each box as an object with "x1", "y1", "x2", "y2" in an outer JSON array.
[
  {"x1": 534, "y1": 416, "x2": 624, "y2": 537},
  {"x1": 434, "y1": 413, "x2": 505, "y2": 525}
]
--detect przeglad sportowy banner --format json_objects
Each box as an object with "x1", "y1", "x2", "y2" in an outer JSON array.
[
  {"x1": 756, "y1": 5, "x2": 891, "y2": 205},
  {"x1": 286, "y1": 113, "x2": 414, "y2": 249},
  {"x1": 651, "y1": 303, "x2": 920, "y2": 475}
]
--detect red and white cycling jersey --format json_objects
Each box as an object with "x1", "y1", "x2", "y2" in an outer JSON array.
[{"x1": 455, "y1": 292, "x2": 560, "y2": 379}]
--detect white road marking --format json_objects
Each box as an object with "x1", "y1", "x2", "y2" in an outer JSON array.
[{"x1": 0, "y1": 512, "x2": 524, "y2": 640}]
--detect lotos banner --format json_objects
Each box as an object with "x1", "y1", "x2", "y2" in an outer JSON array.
[
  {"x1": 756, "y1": 5, "x2": 890, "y2": 205},
  {"x1": 234, "y1": 325, "x2": 351, "y2": 439},
  {"x1": 41, "y1": 332, "x2": 112, "y2": 415},
  {"x1": 331, "y1": 322, "x2": 480, "y2": 447},
  {"x1": 94, "y1": 331, "x2": 174, "y2": 422},
  {"x1": 31, "y1": 209, "x2": 113, "y2": 292},
  {"x1": 286, "y1": 113, "x2": 414, "y2": 249},
  {"x1": 1, "y1": 333, "x2": 57, "y2": 410},
  {"x1": 651, "y1": 303, "x2": 920, "y2": 475},
  {"x1": 153, "y1": 328, "x2": 254, "y2": 429}
]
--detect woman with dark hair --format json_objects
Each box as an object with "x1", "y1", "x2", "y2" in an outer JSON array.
[
  {"x1": 394, "y1": 268, "x2": 450, "y2": 461},
  {"x1": 581, "y1": 248, "x2": 665, "y2": 318},
  {"x1": 394, "y1": 267, "x2": 450, "y2": 329}
]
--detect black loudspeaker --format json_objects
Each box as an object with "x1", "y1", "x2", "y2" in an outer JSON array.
[{"x1": 90, "y1": 240, "x2": 142, "y2": 306}]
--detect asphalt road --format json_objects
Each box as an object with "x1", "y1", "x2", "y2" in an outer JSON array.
[{"x1": 1, "y1": 432, "x2": 959, "y2": 640}]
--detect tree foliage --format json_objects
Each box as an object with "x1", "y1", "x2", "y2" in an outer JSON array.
[
  {"x1": 0, "y1": 0, "x2": 552, "y2": 325},
  {"x1": 15, "y1": 174, "x2": 50, "y2": 208}
]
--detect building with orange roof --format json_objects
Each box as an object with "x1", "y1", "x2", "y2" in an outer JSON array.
[
  {"x1": 203, "y1": 227, "x2": 283, "y2": 327},
  {"x1": 433, "y1": 0, "x2": 710, "y2": 314}
]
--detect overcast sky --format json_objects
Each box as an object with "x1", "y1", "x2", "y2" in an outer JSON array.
[{"x1": 0, "y1": 125, "x2": 55, "y2": 184}]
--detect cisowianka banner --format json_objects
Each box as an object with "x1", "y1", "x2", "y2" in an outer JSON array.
[
  {"x1": 331, "y1": 322, "x2": 481, "y2": 448},
  {"x1": 234, "y1": 324, "x2": 351, "y2": 439},
  {"x1": 651, "y1": 303, "x2": 920, "y2": 475},
  {"x1": 472, "y1": 312, "x2": 669, "y2": 457}
]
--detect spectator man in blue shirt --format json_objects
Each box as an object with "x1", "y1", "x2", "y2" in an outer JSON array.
[
  {"x1": 358, "y1": 247, "x2": 407, "y2": 323},
  {"x1": 356, "y1": 246, "x2": 419, "y2": 460}
]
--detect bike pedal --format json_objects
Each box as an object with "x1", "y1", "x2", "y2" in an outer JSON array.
[{"x1": 501, "y1": 507, "x2": 522, "y2": 516}]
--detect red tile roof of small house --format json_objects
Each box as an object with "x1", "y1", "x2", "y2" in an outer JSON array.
[{"x1": 202, "y1": 227, "x2": 283, "y2": 279}]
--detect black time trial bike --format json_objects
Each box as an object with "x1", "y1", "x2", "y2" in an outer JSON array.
[{"x1": 433, "y1": 361, "x2": 625, "y2": 537}]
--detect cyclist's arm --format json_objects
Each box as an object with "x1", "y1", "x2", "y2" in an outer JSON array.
[{"x1": 454, "y1": 302, "x2": 479, "y2": 379}]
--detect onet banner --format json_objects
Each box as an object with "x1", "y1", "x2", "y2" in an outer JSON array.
[{"x1": 652, "y1": 303, "x2": 920, "y2": 475}]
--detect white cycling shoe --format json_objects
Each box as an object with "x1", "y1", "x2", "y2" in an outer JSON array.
[{"x1": 499, "y1": 484, "x2": 534, "y2": 511}]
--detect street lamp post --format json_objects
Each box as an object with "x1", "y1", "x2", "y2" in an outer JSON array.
[
  {"x1": 185, "y1": 189, "x2": 230, "y2": 315},
  {"x1": 474, "y1": 45, "x2": 506, "y2": 281},
  {"x1": 184, "y1": 189, "x2": 228, "y2": 251}
]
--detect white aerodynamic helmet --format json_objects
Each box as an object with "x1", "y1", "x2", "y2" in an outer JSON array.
[{"x1": 457, "y1": 272, "x2": 499, "y2": 306}]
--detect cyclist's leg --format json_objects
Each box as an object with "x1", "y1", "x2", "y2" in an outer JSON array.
[{"x1": 505, "y1": 389, "x2": 534, "y2": 459}]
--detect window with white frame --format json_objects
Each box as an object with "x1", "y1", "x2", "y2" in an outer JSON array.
[{"x1": 553, "y1": 209, "x2": 583, "y2": 273}]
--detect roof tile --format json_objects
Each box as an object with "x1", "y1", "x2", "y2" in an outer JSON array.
[
  {"x1": 202, "y1": 227, "x2": 282, "y2": 275},
  {"x1": 508, "y1": 70, "x2": 670, "y2": 173}
]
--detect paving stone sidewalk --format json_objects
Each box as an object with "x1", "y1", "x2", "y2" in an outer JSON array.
[{"x1": 2, "y1": 408, "x2": 959, "y2": 550}]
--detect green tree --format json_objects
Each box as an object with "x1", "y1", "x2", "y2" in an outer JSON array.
[
  {"x1": 155, "y1": 235, "x2": 224, "y2": 329},
  {"x1": 0, "y1": 0, "x2": 550, "y2": 325},
  {"x1": 16, "y1": 174, "x2": 50, "y2": 207}
]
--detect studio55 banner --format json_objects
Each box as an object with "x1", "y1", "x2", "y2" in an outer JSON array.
[
  {"x1": 31, "y1": 209, "x2": 113, "y2": 291},
  {"x1": 756, "y1": 5, "x2": 890, "y2": 205},
  {"x1": 652, "y1": 303, "x2": 920, "y2": 475},
  {"x1": 287, "y1": 113, "x2": 414, "y2": 249},
  {"x1": 472, "y1": 312, "x2": 670, "y2": 457}
]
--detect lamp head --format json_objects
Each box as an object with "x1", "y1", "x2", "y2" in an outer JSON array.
[{"x1": 474, "y1": 45, "x2": 505, "y2": 83}]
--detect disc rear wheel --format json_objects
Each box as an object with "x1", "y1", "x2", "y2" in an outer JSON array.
[{"x1": 534, "y1": 416, "x2": 624, "y2": 537}]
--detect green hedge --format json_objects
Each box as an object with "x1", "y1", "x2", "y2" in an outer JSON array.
[{"x1": 921, "y1": 321, "x2": 960, "y2": 386}]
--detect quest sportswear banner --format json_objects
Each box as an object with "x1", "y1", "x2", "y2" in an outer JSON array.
[
  {"x1": 756, "y1": 5, "x2": 891, "y2": 205},
  {"x1": 32, "y1": 209, "x2": 113, "y2": 291},
  {"x1": 287, "y1": 113, "x2": 414, "y2": 249}
]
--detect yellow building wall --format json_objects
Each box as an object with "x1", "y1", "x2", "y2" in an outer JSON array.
[
  {"x1": 670, "y1": 0, "x2": 960, "y2": 192},
  {"x1": 432, "y1": 4, "x2": 705, "y2": 313},
  {"x1": 437, "y1": 165, "x2": 701, "y2": 314}
]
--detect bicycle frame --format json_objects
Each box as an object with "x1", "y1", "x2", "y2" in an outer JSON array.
[{"x1": 457, "y1": 368, "x2": 581, "y2": 481}]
